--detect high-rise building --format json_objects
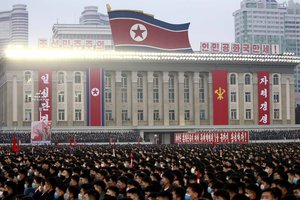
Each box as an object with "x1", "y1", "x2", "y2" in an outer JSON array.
[
  {"x1": 233, "y1": 0, "x2": 300, "y2": 102},
  {"x1": 79, "y1": 6, "x2": 109, "y2": 25},
  {"x1": 0, "y1": 4, "x2": 28, "y2": 53},
  {"x1": 52, "y1": 6, "x2": 113, "y2": 50},
  {"x1": 233, "y1": 0, "x2": 286, "y2": 52}
]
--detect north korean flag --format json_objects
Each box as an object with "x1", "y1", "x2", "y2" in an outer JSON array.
[
  {"x1": 108, "y1": 10, "x2": 193, "y2": 53},
  {"x1": 86, "y1": 67, "x2": 105, "y2": 126}
]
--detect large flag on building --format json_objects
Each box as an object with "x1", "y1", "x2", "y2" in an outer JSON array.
[
  {"x1": 212, "y1": 70, "x2": 228, "y2": 125},
  {"x1": 107, "y1": 7, "x2": 193, "y2": 52},
  {"x1": 87, "y1": 67, "x2": 105, "y2": 126}
]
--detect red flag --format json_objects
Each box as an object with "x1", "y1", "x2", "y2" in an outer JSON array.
[
  {"x1": 74, "y1": 135, "x2": 76, "y2": 147},
  {"x1": 197, "y1": 169, "x2": 201, "y2": 183},
  {"x1": 16, "y1": 139, "x2": 20, "y2": 154},
  {"x1": 212, "y1": 70, "x2": 228, "y2": 125},
  {"x1": 130, "y1": 153, "x2": 134, "y2": 168},
  {"x1": 12, "y1": 134, "x2": 17, "y2": 153},
  {"x1": 69, "y1": 135, "x2": 72, "y2": 147},
  {"x1": 87, "y1": 67, "x2": 104, "y2": 126},
  {"x1": 108, "y1": 10, "x2": 192, "y2": 52}
]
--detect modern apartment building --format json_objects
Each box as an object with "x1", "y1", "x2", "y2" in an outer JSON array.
[
  {"x1": 52, "y1": 6, "x2": 113, "y2": 50},
  {"x1": 0, "y1": 4, "x2": 28, "y2": 52},
  {"x1": 233, "y1": 0, "x2": 300, "y2": 102}
]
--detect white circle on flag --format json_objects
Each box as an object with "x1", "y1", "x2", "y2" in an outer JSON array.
[
  {"x1": 91, "y1": 88, "x2": 100, "y2": 96},
  {"x1": 130, "y1": 24, "x2": 148, "y2": 42}
]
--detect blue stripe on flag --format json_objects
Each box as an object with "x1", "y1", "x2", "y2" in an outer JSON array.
[{"x1": 108, "y1": 11, "x2": 190, "y2": 31}]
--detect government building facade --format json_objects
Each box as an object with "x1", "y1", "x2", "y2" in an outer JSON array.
[{"x1": 0, "y1": 49, "x2": 299, "y2": 143}]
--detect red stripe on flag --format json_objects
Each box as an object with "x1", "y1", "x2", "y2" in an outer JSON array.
[
  {"x1": 212, "y1": 70, "x2": 228, "y2": 125},
  {"x1": 89, "y1": 67, "x2": 101, "y2": 126}
]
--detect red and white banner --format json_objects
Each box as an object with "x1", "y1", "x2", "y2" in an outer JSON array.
[
  {"x1": 31, "y1": 121, "x2": 52, "y2": 143},
  {"x1": 87, "y1": 67, "x2": 104, "y2": 126},
  {"x1": 200, "y1": 42, "x2": 277, "y2": 55},
  {"x1": 212, "y1": 70, "x2": 228, "y2": 125},
  {"x1": 39, "y1": 70, "x2": 52, "y2": 121},
  {"x1": 258, "y1": 71, "x2": 270, "y2": 125},
  {"x1": 38, "y1": 39, "x2": 106, "y2": 49},
  {"x1": 174, "y1": 131, "x2": 249, "y2": 144}
]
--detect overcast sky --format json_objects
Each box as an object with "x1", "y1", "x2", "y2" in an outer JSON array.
[{"x1": 2, "y1": 0, "x2": 246, "y2": 50}]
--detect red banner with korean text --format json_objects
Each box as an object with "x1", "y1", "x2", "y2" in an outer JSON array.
[
  {"x1": 38, "y1": 70, "x2": 52, "y2": 121},
  {"x1": 174, "y1": 131, "x2": 249, "y2": 144},
  {"x1": 212, "y1": 70, "x2": 228, "y2": 125},
  {"x1": 258, "y1": 71, "x2": 270, "y2": 125}
]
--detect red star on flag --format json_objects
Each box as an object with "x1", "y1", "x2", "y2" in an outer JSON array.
[{"x1": 132, "y1": 25, "x2": 145, "y2": 39}]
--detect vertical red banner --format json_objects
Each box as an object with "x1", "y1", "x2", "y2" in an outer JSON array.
[
  {"x1": 88, "y1": 67, "x2": 104, "y2": 126},
  {"x1": 212, "y1": 70, "x2": 228, "y2": 125},
  {"x1": 258, "y1": 71, "x2": 270, "y2": 125},
  {"x1": 38, "y1": 70, "x2": 52, "y2": 121}
]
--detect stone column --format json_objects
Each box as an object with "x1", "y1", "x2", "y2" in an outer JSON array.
[
  {"x1": 178, "y1": 72, "x2": 185, "y2": 126},
  {"x1": 193, "y1": 72, "x2": 200, "y2": 125},
  {"x1": 131, "y1": 71, "x2": 138, "y2": 126},
  {"x1": 115, "y1": 71, "x2": 122, "y2": 126},
  {"x1": 163, "y1": 72, "x2": 169, "y2": 126},
  {"x1": 147, "y1": 72, "x2": 154, "y2": 126}
]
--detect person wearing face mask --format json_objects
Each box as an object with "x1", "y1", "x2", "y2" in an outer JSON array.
[
  {"x1": 245, "y1": 184, "x2": 261, "y2": 200},
  {"x1": 287, "y1": 170, "x2": 298, "y2": 185},
  {"x1": 24, "y1": 177, "x2": 35, "y2": 197},
  {"x1": 40, "y1": 177, "x2": 57, "y2": 200},
  {"x1": 60, "y1": 169, "x2": 72, "y2": 188},
  {"x1": 65, "y1": 186, "x2": 80, "y2": 200},
  {"x1": 16, "y1": 168, "x2": 27, "y2": 194},
  {"x1": 54, "y1": 184, "x2": 66, "y2": 200},
  {"x1": 260, "y1": 177, "x2": 271, "y2": 191},
  {"x1": 32, "y1": 176, "x2": 44, "y2": 200},
  {"x1": 185, "y1": 183, "x2": 203, "y2": 200}
]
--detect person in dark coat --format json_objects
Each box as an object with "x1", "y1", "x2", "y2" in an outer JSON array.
[
  {"x1": 3, "y1": 181, "x2": 18, "y2": 200},
  {"x1": 54, "y1": 184, "x2": 66, "y2": 200},
  {"x1": 40, "y1": 177, "x2": 56, "y2": 200}
]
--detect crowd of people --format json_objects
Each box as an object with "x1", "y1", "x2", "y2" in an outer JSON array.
[
  {"x1": 51, "y1": 132, "x2": 141, "y2": 144},
  {"x1": 0, "y1": 129, "x2": 300, "y2": 144},
  {"x1": 249, "y1": 130, "x2": 300, "y2": 141},
  {"x1": 0, "y1": 143, "x2": 298, "y2": 200}
]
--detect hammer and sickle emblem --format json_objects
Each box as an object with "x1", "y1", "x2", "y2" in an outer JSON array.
[{"x1": 215, "y1": 87, "x2": 226, "y2": 100}]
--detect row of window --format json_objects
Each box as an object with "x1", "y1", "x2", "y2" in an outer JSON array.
[
  {"x1": 24, "y1": 72, "x2": 281, "y2": 86},
  {"x1": 105, "y1": 110, "x2": 206, "y2": 121},
  {"x1": 24, "y1": 90, "x2": 280, "y2": 104},
  {"x1": 229, "y1": 74, "x2": 280, "y2": 85},
  {"x1": 230, "y1": 92, "x2": 280, "y2": 103},
  {"x1": 230, "y1": 108, "x2": 280, "y2": 120},
  {"x1": 24, "y1": 72, "x2": 82, "y2": 84},
  {"x1": 24, "y1": 109, "x2": 82, "y2": 121},
  {"x1": 24, "y1": 108, "x2": 282, "y2": 122}
]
